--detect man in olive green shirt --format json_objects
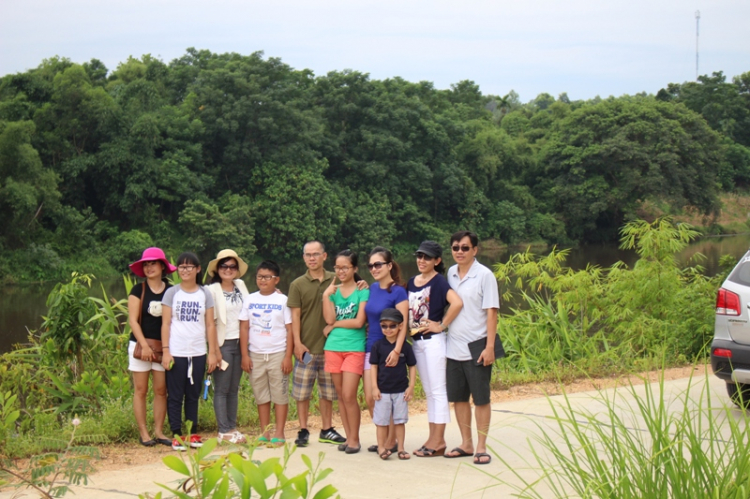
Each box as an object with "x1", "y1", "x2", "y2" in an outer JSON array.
[{"x1": 288, "y1": 241, "x2": 345, "y2": 446}]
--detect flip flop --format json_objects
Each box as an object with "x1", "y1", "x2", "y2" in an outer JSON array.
[
  {"x1": 444, "y1": 447, "x2": 472, "y2": 458},
  {"x1": 379, "y1": 449, "x2": 392, "y2": 460},
  {"x1": 368, "y1": 444, "x2": 378, "y2": 452},
  {"x1": 139, "y1": 438, "x2": 157, "y2": 447},
  {"x1": 414, "y1": 446, "x2": 445, "y2": 457},
  {"x1": 257, "y1": 436, "x2": 270, "y2": 444},
  {"x1": 473, "y1": 452, "x2": 492, "y2": 465},
  {"x1": 398, "y1": 451, "x2": 410, "y2": 460},
  {"x1": 270, "y1": 438, "x2": 286, "y2": 446}
]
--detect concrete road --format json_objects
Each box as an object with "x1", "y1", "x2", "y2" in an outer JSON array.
[{"x1": 2, "y1": 372, "x2": 744, "y2": 498}]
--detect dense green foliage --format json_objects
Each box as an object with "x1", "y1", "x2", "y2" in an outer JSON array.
[
  {"x1": 492, "y1": 218, "x2": 723, "y2": 384},
  {"x1": 0, "y1": 50, "x2": 747, "y2": 283}
]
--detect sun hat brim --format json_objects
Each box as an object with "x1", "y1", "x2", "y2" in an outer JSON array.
[
  {"x1": 129, "y1": 247, "x2": 177, "y2": 278},
  {"x1": 207, "y1": 249, "x2": 249, "y2": 278}
]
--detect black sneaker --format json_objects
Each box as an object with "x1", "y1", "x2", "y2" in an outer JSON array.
[
  {"x1": 295, "y1": 428, "x2": 310, "y2": 447},
  {"x1": 319, "y1": 427, "x2": 346, "y2": 444}
]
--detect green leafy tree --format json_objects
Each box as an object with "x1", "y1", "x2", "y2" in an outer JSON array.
[{"x1": 178, "y1": 193, "x2": 256, "y2": 263}]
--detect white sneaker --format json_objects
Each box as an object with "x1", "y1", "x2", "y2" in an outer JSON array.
[{"x1": 218, "y1": 431, "x2": 247, "y2": 444}]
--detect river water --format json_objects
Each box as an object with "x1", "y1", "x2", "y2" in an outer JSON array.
[{"x1": 2, "y1": 234, "x2": 749, "y2": 353}]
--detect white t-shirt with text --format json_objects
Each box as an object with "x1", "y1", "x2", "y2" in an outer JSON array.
[
  {"x1": 239, "y1": 291, "x2": 292, "y2": 354},
  {"x1": 162, "y1": 285, "x2": 215, "y2": 357}
]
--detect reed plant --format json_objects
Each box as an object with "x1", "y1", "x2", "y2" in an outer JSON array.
[{"x1": 492, "y1": 370, "x2": 750, "y2": 498}]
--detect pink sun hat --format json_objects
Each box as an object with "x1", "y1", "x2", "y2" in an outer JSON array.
[{"x1": 129, "y1": 247, "x2": 177, "y2": 277}]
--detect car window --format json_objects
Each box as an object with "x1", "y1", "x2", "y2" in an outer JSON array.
[{"x1": 728, "y1": 254, "x2": 750, "y2": 286}]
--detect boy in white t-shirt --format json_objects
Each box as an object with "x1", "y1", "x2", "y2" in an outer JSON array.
[{"x1": 240, "y1": 260, "x2": 293, "y2": 445}]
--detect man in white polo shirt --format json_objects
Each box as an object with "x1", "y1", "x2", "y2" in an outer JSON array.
[{"x1": 443, "y1": 230, "x2": 499, "y2": 466}]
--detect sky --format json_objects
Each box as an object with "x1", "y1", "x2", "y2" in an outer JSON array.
[{"x1": 1, "y1": 0, "x2": 749, "y2": 102}]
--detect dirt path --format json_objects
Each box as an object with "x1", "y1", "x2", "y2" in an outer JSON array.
[{"x1": 82, "y1": 364, "x2": 705, "y2": 473}]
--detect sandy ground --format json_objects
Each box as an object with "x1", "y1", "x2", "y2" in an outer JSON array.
[{"x1": 16, "y1": 364, "x2": 700, "y2": 475}]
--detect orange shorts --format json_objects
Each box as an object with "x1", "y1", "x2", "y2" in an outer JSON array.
[{"x1": 324, "y1": 351, "x2": 365, "y2": 375}]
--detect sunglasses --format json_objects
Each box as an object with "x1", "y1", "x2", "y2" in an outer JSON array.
[
  {"x1": 380, "y1": 323, "x2": 399, "y2": 330},
  {"x1": 414, "y1": 252, "x2": 434, "y2": 261},
  {"x1": 218, "y1": 263, "x2": 238, "y2": 270},
  {"x1": 367, "y1": 261, "x2": 388, "y2": 271},
  {"x1": 451, "y1": 245, "x2": 472, "y2": 253}
]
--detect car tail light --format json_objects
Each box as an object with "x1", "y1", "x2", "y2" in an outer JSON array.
[
  {"x1": 716, "y1": 288, "x2": 741, "y2": 316},
  {"x1": 713, "y1": 348, "x2": 733, "y2": 358}
]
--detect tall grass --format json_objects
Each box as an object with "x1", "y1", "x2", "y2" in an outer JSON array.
[{"x1": 492, "y1": 371, "x2": 750, "y2": 498}]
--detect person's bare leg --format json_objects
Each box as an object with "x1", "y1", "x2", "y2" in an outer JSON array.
[
  {"x1": 258, "y1": 402, "x2": 272, "y2": 439},
  {"x1": 474, "y1": 403, "x2": 491, "y2": 462},
  {"x1": 132, "y1": 371, "x2": 151, "y2": 441},
  {"x1": 320, "y1": 398, "x2": 333, "y2": 429},
  {"x1": 152, "y1": 371, "x2": 168, "y2": 440},
  {"x1": 395, "y1": 424, "x2": 409, "y2": 459},
  {"x1": 363, "y1": 370, "x2": 375, "y2": 417},
  {"x1": 445, "y1": 402, "x2": 474, "y2": 456},
  {"x1": 297, "y1": 399, "x2": 310, "y2": 429},
  {"x1": 331, "y1": 373, "x2": 350, "y2": 440},
  {"x1": 341, "y1": 372, "x2": 361, "y2": 447},
  {"x1": 273, "y1": 403, "x2": 289, "y2": 442},
  {"x1": 376, "y1": 425, "x2": 389, "y2": 456},
  {"x1": 385, "y1": 419, "x2": 396, "y2": 449}
]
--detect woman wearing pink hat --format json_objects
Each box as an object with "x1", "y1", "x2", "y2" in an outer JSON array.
[{"x1": 128, "y1": 247, "x2": 177, "y2": 447}]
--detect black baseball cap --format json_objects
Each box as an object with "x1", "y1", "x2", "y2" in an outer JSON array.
[
  {"x1": 415, "y1": 240, "x2": 442, "y2": 258},
  {"x1": 379, "y1": 308, "x2": 404, "y2": 323}
]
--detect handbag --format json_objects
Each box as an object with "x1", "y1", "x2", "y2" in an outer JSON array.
[{"x1": 132, "y1": 283, "x2": 163, "y2": 363}]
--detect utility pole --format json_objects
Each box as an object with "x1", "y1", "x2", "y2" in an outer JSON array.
[{"x1": 695, "y1": 10, "x2": 700, "y2": 80}]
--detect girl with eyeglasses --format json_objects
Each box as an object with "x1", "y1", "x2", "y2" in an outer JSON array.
[
  {"x1": 206, "y1": 249, "x2": 251, "y2": 444},
  {"x1": 161, "y1": 252, "x2": 220, "y2": 451},
  {"x1": 362, "y1": 246, "x2": 408, "y2": 453},
  {"x1": 322, "y1": 249, "x2": 369, "y2": 454},
  {"x1": 407, "y1": 241, "x2": 463, "y2": 457}
]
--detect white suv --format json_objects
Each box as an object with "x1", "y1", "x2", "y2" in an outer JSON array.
[{"x1": 711, "y1": 251, "x2": 750, "y2": 407}]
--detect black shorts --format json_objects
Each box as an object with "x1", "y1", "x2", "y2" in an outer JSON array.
[{"x1": 446, "y1": 358, "x2": 492, "y2": 406}]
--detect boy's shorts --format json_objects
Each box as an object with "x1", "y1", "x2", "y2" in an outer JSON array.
[
  {"x1": 446, "y1": 358, "x2": 492, "y2": 406},
  {"x1": 291, "y1": 353, "x2": 337, "y2": 402},
  {"x1": 373, "y1": 392, "x2": 409, "y2": 426},
  {"x1": 324, "y1": 351, "x2": 365, "y2": 375},
  {"x1": 249, "y1": 351, "x2": 289, "y2": 405}
]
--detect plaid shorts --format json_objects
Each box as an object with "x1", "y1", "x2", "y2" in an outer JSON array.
[{"x1": 291, "y1": 353, "x2": 337, "y2": 402}]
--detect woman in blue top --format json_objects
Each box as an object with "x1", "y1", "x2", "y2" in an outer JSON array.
[{"x1": 363, "y1": 246, "x2": 408, "y2": 453}]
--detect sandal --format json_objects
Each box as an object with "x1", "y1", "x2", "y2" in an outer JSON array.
[
  {"x1": 257, "y1": 436, "x2": 270, "y2": 444},
  {"x1": 139, "y1": 437, "x2": 156, "y2": 447},
  {"x1": 414, "y1": 446, "x2": 445, "y2": 457},
  {"x1": 398, "y1": 451, "x2": 410, "y2": 460},
  {"x1": 444, "y1": 447, "x2": 472, "y2": 458},
  {"x1": 473, "y1": 452, "x2": 492, "y2": 465},
  {"x1": 379, "y1": 449, "x2": 392, "y2": 460},
  {"x1": 270, "y1": 438, "x2": 286, "y2": 446}
]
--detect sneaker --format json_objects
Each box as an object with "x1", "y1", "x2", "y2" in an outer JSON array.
[
  {"x1": 189, "y1": 434, "x2": 204, "y2": 448},
  {"x1": 319, "y1": 428, "x2": 346, "y2": 444},
  {"x1": 172, "y1": 437, "x2": 187, "y2": 451},
  {"x1": 295, "y1": 428, "x2": 310, "y2": 447}
]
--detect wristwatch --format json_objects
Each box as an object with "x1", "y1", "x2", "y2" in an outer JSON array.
[{"x1": 439, "y1": 322, "x2": 448, "y2": 332}]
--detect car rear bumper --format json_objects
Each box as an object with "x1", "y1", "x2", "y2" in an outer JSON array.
[{"x1": 711, "y1": 339, "x2": 750, "y2": 382}]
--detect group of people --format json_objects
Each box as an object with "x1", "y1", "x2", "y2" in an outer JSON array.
[{"x1": 127, "y1": 230, "x2": 499, "y2": 465}]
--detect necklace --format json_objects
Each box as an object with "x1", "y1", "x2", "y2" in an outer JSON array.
[{"x1": 148, "y1": 280, "x2": 166, "y2": 294}]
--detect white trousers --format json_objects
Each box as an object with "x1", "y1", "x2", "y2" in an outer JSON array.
[{"x1": 412, "y1": 333, "x2": 450, "y2": 424}]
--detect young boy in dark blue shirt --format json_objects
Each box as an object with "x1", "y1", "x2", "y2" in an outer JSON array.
[{"x1": 369, "y1": 308, "x2": 417, "y2": 460}]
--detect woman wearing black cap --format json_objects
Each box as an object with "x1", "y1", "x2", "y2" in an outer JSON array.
[{"x1": 407, "y1": 240, "x2": 462, "y2": 457}]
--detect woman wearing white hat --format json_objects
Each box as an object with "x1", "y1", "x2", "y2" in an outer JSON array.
[{"x1": 207, "y1": 249, "x2": 250, "y2": 443}]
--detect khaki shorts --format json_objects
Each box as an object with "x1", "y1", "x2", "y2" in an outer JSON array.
[{"x1": 250, "y1": 351, "x2": 289, "y2": 405}]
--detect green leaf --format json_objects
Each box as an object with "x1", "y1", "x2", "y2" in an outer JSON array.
[
  {"x1": 197, "y1": 437, "x2": 218, "y2": 460},
  {"x1": 312, "y1": 484, "x2": 339, "y2": 499},
  {"x1": 162, "y1": 455, "x2": 191, "y2": 476}
]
